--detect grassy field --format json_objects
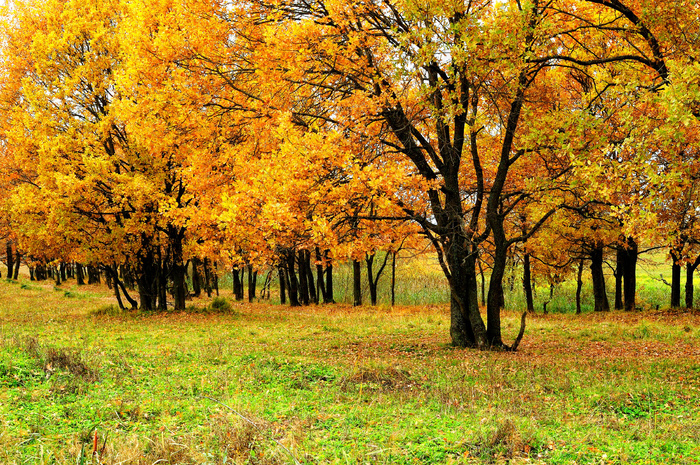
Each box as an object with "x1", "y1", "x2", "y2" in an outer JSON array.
[{"x1": 1, "y1": 269, "x2": 699, "y2": 464}]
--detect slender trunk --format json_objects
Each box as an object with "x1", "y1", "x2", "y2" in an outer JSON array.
[
  {"x1": 614, "y1": 246, "x2": 624, "y2": 310},
  {"x1": 590, "y1": 243, "x2": 610, "y2": 312},
  {"x1": 169, "y1": 228, "x2": 187, "y2": 311},
  {"x1": 304, "y1": 250, "x2": 317, "y2": 304},
  {"x1": 285, "y1": 251, "x2": 300, "y2": 307},
  {"x1": 576, "y1": 258, "x2": 584, "y2": 314},
  {"x1": 315, "y1": 248, "x2": 326, "y2": 303},
  {"x1": 622, "y1": 237, "x2": 638, "y2": 312},
  {"x1": 478, "y1": 259, "x2": 486, "y2": 307},
  {"x1": 247, "y1": 265, "x2": 257, "y2": 303},
  {"x1": 203, "y1": 258, "x2": 213, "y2": 298},
  {"x1": 671, "y1": 249, "x2": 682, "y2": 308},
  {"x1": 391, "y1": 251, "x2": 397, "y2": 307},
  {"x1": 523, "y1": 252, "x2": 535, "y2": 313},
  {"x1": 298, "y1": 251, "x2": 309, "y2": 306},
  {"x1": 13, "y1": 250, "x2": 20, "y2": 280},
  {"x1": 325, "y1": 251, "x2": 334, "y2": 303},
  {"x1": 60, "y1": 263, "x2": 66, "y2": 282},
  {"x1": 6, "y1": 241, "x2": 13, "y2": 278},
  {"x1": 686, "y1": 258, "x2": 699, "y2": 308},
  {"x1": 192, "y1": 258, "x2": 202, "y2": 298},
  {"x1": 366, "y1": 253, "x2": 377, "y2": 306},
  {"x1": 352, "y1": 259, "x2": 362, "y2": 306}
]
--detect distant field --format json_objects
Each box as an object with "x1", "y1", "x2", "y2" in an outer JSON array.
[{"x1": 1, "y1": 277, "x2": 698, "y2": 464}]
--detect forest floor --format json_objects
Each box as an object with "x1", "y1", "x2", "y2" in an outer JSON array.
[{"x1": 1, "y1": 277, "x2": 699, "y2": 464}]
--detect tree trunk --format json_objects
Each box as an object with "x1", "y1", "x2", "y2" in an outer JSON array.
[
  {"x1": 247, "y1": 264, "x2": 257, "y2": 303},
  {"x1": 576, "y1": 258, "x2": 584, "y2": 314},
  {"x1": 203, "y1": 258, "x2": 213, "y2": 298},
  {"x1": 6, "y1": 241, "x2": 13, "y2": 278},
  {"x1": 671, "y1": 248, "x2": 682, "y2": 308},
  {"x1": 298, "y1": 251, "x2": 309, "y2": 305},
  {"x1": 590, "y1": 243, "x2": 610, "y2": 312},
  {"x1": 486, "y1": 239, "x2": 508, "y2": 346},
  {"x1": 614, "y1": 246, "x2": 624, "y2": 310},
  {"x1": 325, "y1": 250, "x2": 334, "y2": 303},
  {"x1": 447, "y1": 244, "x2": 486, "y2": 348},
  {"x1": 523, "y1": 252, "x2": 535, "y2": 313},
  {"x1": 391, "y1": 251, "x2": 397, "y2": 307},
  {"x1": 13, "y1": 250, "x2": 20, "y2": 280},
  {"x1": 315, "y1": 248, "x2": 326, "y2": 303},
  {"x1": 622, "y1": 237, "x2": 638, "y2": 311},
  {"x1": 192, "y1": 258, "x2": 202, "y2": 297},
  {"x1": 169, "y1": 228, "x2": 187, "y2": 311},
  {"x1": 232, "y1": 267, "x2": 244, "y2": 301},
  {"x1": 352, "y1": 259, "x2": 362, "y2": 306},
  {"x1": 279, "y1": 265, "x2": 287, "y2": 305},
  {"x1": 76, "y1": 263, "x2": 85, "y2": 285},
  {"x1": 686, "y1": 257, "x2": 700, "y2": 309},
  {"x1": 304, "y1": 250, "x2": 317, "y2": 304},
  {"x1": 285, "y1": 250, "x2": 300, "y2": 307},
  {"x1": 366, "y1": 253, "x2": 377, "y2": 306}
]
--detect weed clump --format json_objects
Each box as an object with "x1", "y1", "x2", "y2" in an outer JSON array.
[
  {"x1": 90, "y1": 304, "x2": 125, "y2": 317},
  {"x1": 340, "y1": 367, "x2": 418, "y2": 392},
  {"x1": 206, "y1": 297, "x2": 235, "y2": 314}
]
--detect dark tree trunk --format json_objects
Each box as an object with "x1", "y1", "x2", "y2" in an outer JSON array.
[
  {"x1": 54, "y1": 265, "x2": 61, "y2": 286},
  {"x1": 285, "y1": 250, "x2": 300, "y2": 307},
  {"x1": 278, "y1": 265, "x2": 287, "y2": 305},
  {"x1": 105, "y1": 264, "x2": 138, "y2": 310},
  {"x1": 232, "y1": 267, "x2": 244, "y2": 301},
  {"x1": 576, "y1": 258, "x2": 584, "y2": 314},
  {"x1": 391, "y1": 251, "x2": 397, "y2": 307},
  {"x1": 523, "y1": 252, "x2": 535, "y2": 313},
  {"x1": 590, "y1": 243, "x2": 610, "y2": 312},
  {"x1": 614, "y1": 246, "x2": 624, "y2": 310},
  {"x1": 622, "y1": 237, "x2": 638, "y2": 311},
  {"x1": 303, "y1": 250, "x2": 317, "y2": 304},
  {"x1": 325, "y1": 250, "x2": 334, "y2": 303},
  {"x1": 76, "y1": 264, "x2": 85, "y2": 285},
  {"x1": 447, "y1": 243, "x2": 485, "y2": 348},
  {"x1": 671, "y1": 249, "x2": 682, "y2": 308},
  {"x1": 247, "y1": 265, "x2": 257, "y2": 303},
  {"x1": 87, "y1": 265, "x2": 101, "y2": 284},
  {"x1": 297, "y1": 251, "x2": 309, "y2": 306},
  {"x1": 486, "y1": 239, "x2": 508, "y2": 345},
  {"x1": 478, "y1": 259, "x2": 486, "y2": 307},
  {"x1": 203, "y1": 258, "x2": 213, "y2": 298},
  {"x1": 13, "y1": 250, "x2": 20, "y2": 280},
  {"x1": 6, "y1": 241, "x2": 13, "y2": 278},
  {"x1": 366, "y1": 251, "x2": 391, "y2": 306},
  {"x1": 686, "y1": 257, "x2": 700, "y2": 308},
  {"x1": 192, "y1": 258, "x2": 202, "y2": 298},
  {"x1": 352, "y1": 259, "x2": 362, "y2": 306},
  {"x1": 315, "y1": 248, "x2": 326, "y2": 303},
  {"x1": 169, "y1": 228, "x2": 187, "y2": 311},
  {"x1": 60, "y1": 263, "x2": 66, "y2": 283}
]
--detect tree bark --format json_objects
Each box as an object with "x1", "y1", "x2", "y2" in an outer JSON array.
[
  {"x1": 247, "y1": 264, "x2": 257, "y2": 303},
  {"x1": 6, "y1": 241, "x2": 13, "y2": 279},
  {"x1": 671, "y1": 249, "x2": 682, "y2": 308},
  {"x1": 391, "y1": 251, "x2": 397, "y2": 307},
  {"x1": 686, "y1": 257, "x2": 700, "y2": 309},
  {"x1": 192, "y1": 258, "x2": 202, "y2": 298},
  {"x1": 622, "y1": 237, "x2": 638, "y2": 311},
  {"x1": 614, "y1": 246, "x2": 624, "y2": 310},
  {"x1": 298, "y1": 251, "x2": 309, "y2": 305},
  {"x1": 278, "y1": 265, "x2": 287, "y2": 305},
  {"x1": 76, "y1": 263, "x2": 85, "y2": 285},
  {"x1": 13, "y1": 250, "x2": 20, "y2": 280},
  {"x1": 523, "y1": 252, "x2": 535, "y2": 313},
  {"x1": 352, "y1": 259, "x2": 362, "y2": 306},
  {"x1": 590, "y1": 243, "x2": 610, "y2": 312},
  {"x1": 232, "y1": 267, "x2": 244, "y2": 301},
  {"x1": 576, "y1": 258, "x2": 584, "y2": 314},
  {"x1": 285, "y1": 250, "x2": 300, "y2": 307},
  {"x1": 325, "y1": 251, "x2": 334, "y2": 303}
]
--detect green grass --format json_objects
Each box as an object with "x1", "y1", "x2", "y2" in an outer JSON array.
[{"x1": 1, "y1": 276, "x2": 699, "y2": 464}]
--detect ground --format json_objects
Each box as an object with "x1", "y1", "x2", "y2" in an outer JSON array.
[{"x1": 1, "y1": 277, "x2": 699, "y2": 464}]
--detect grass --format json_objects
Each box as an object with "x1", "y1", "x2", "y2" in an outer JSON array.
[{"x1": 1, "y1": 273, "x2": 699, "y2": 464}]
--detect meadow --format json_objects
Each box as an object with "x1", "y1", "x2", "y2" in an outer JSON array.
[{"x1": 0, "y1": 257, "x2": 699, "y2": 464}]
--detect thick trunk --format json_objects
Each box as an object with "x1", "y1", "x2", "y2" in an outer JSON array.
[
  {"x1": 60, "y1": 263, "x2": 66, "y2": 282},
  {"x1": 203, "y1": 258, "x2": 213, "y2": 298},
  {"x1": 447, "y1": 245, "x2": 486, "y2": 348},
  {"x1": 523, "y1": 253, "x2": 535, "y2": 313},
  {"x1": 590, "y1": 244, "x2": 610, "y2": 312},
  {"x1": 622, "y1": 237, "x2": 638, "y2": 311},
  {"x1": 486, "y1": 241, "x2": 507, "y2": 346},
  {"x1": 352, "y1": 259, "x2": 362, "y2": 306},
  {"x1": 366, "y1": 253, "x2": 378, "y2": 306}
]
